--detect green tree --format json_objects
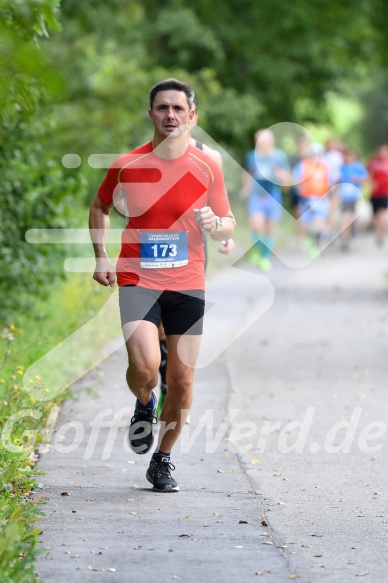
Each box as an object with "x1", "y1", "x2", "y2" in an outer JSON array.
[
  {"x1": 0, "y1": 0, "x2": 83, "y2": 322},
  {"x1": 357, "y1": 72, "x2": 388, "y2": 153},
  {"x1": 144, "y1": 0, "x2": 376, "y2": 128}
]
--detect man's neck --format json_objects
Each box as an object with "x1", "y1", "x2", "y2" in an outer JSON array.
[{"x1": 152, "y1": 134, "x2": 189, "y2": 160}]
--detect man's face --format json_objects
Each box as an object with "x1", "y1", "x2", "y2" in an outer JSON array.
[
  {"x1": 149, "y1": 90, "x2": 194, "y2": 139},
  {"x1": 378, "y1": 145, "x2": 388, "y2": 158},
  {"x1": 255, "y1": 130, "x2": 275, "y2": 153}
]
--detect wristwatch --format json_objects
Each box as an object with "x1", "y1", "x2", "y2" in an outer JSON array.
[{"x1": 210, "y1": 216, "x2": 223, "y2": 235}]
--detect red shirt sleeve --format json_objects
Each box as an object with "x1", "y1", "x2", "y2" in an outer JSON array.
[{"x1": 97, "y1": 165, "x2": 121, "y2": 207}]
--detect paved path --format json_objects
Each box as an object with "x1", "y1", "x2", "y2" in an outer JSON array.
[
  {"x1": 36, "y1": 232, "x2": 388, "y2": 583},
  {"x1": 228, "y1": 233, "x2": 388, "y2": 582}
]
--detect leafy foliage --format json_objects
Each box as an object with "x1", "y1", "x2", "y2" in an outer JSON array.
[
  {"x1": 143, "y1": 0, "x2": 377, "y2": 127},
  {"x1": 42, "y1": 0, "x2": 386, "y2": 171},
  {"x1": 0, "y1": 113, "x2": 86, "y2": 321},
  {"x1": 0, "y1": 494, "x2": 43, "y2": 583},
  {"x1": 357, "y1": 71, "x2": 388, "y2": 152},
  {"x1": 0, "y1": 0, "x2": 62, "y2": 113},
  {"x1": 0, "y1": 0, "x2": 84, "y2": 323},
  {"x1": 0, "y1": 326, "x2": 46, "y2": 583}
]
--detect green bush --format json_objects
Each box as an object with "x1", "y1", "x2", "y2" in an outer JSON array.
[
  {"x1": 0, "y1": 113, "x2": 85, "y2": 322},
  {"x1": 0, "y1": 326, "x2": 47, "y2": 583}
]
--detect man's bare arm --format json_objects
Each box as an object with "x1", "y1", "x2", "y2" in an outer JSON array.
[{"x1": 89, "y1": 194, "x2": 115, "y2": 287}]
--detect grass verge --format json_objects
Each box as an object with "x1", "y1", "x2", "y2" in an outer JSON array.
[{"x1": 0, "y1": 273, "x2": 118, "y2": 582}]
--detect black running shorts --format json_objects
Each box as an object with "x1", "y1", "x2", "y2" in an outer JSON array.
[
  {"x1": 119, "y1": 285, "x2": 205, "y2": 335},
  {"x1": 371, "y1": 196, "x2": 388, "y2": 214}
]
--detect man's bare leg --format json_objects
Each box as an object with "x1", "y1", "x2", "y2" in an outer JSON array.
[
  {"x1": 375, "y1": 208, "x2": 387, "y2": 245},
  {"x1": 123, "y1": 320, "x2": 160, "y2": 404},
  {"x1": 123, "y1": 321, "x2": 160, "y2": 454},
  {"x1": 145, "y1": 333, "x2": 202, "y2": 492},
  {"x1": 157, "y1": 334, "x2": 201, "y2": 453}
]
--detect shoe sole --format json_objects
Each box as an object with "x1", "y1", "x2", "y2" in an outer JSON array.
[
  {"x1": 151, "y1": 485, "x2": 180, "y2": 492},
  {"x1": 127, "y1": 424, "x2": 155, "y2": 455},
  {"x1": 128, "y1": 392, "x2": 157, "y2": 454},
  {"x1": 128, "y1": 439, "x2": 154, "y2": 455}
]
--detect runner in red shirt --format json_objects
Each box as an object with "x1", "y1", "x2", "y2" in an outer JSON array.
[
  {"x1": 89, "y1": 79, "x2": 235, "y2": 492},
  {"x1": 367, "y1": 145, "x2": 388, "y2": 246}
]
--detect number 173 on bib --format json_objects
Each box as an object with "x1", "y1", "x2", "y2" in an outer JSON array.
[{"x1": 140, "y1": 231, "x2": 189, "y2": 269}]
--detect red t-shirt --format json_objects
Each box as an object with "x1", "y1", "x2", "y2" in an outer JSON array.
[
  {"x1": 367, "y1": 156, "x2": 388, "y2": 197},
  {"x1": 299, "y1": 159, "x2": 330, "y2": 198},
  {"x1": 98, "y1": 141, "x2": 231, "y2": 291}
]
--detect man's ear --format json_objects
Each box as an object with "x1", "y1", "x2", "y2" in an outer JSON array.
[{"x1": 148, "y1": 109, "x2": 154, "y2": 123}]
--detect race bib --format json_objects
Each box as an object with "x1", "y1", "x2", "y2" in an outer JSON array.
[{"x1": 140, "y1": 231, "x2": 189, "y2": 269}]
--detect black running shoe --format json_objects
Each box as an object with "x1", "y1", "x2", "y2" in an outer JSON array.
[
  {"x1": 127, "y1": 391, "x2": 158, "y2": 454},
  {"x1": 146, "y1": 457, "x2": 179, "y2": 492}
]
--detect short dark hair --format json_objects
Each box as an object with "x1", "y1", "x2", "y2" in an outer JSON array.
[{"x1": 149, "y1": 78, "x2": 195, "y2": 109}]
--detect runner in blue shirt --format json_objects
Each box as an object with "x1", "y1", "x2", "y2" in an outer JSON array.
[
  {"x1": 339, "y1": 149, "x2": 368, "y2": 251},
  {"x1": 240, "y1": 129, "x2": 289, "y2": 271}
]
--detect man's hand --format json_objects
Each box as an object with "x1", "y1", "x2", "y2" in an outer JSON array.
[
  {"x1": 274, "y1": 167, "x2": 291, "y2": 186},
  {"x1": 193, "y1": 206, "x2": 218, "y2": 232},
  {"x1": 218, "y1": 238, "x2": 235, "y2": 254},
  {"x1": 93, "y1": 257, "x2": 115, "y2": 287}
]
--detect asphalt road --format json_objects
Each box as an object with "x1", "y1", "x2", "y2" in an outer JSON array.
[{"x1": 35, "y1": 230, "x2": 388, "y2": 583}]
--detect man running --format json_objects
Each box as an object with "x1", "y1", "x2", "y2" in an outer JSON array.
[
  {"x1": 367, "y1": 145, "x2": 388, "y2": 246},
  {"x1": 240, "y1": 129, "x2": 289, "y2": 271},
  {"x1": 292, "y1": 142, "x2": 330, "y2": 257},
  {"x1": 339, "y1": 148, "x2": 368, "y2": 251},
  {"x1": 156, "y1": 94, "x2": 235, "y2": 420},
  {"x1": 111, "y1": 95, "x2": 235, "y2": 423},
  {"x1": 89, "y1": 78, "x2": 235, "y2": 492}
]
